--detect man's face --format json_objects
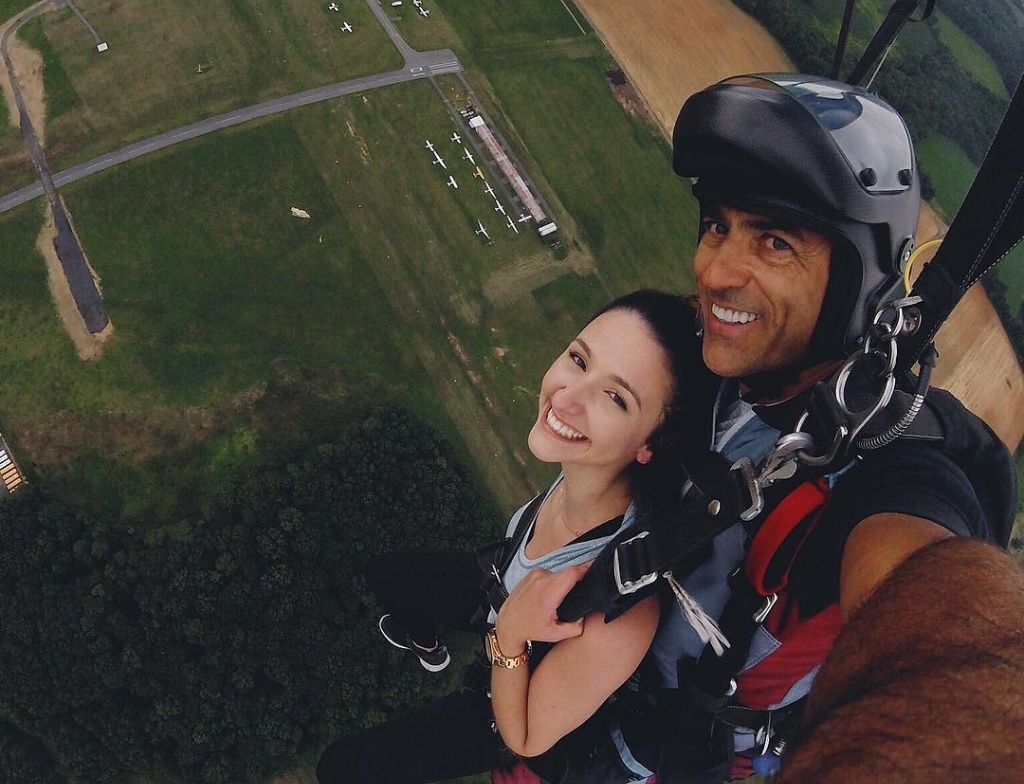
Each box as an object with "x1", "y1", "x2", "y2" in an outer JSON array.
[{"x1": 694, "y1": 205, "x2": 832, "y2": 378}]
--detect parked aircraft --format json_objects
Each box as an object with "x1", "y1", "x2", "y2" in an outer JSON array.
[
  {"x1": 413, "y1": 0, "x2": 422, "y2": 5},
  {"x1": 447, "y1": 175, "x2": 459, "y2": 189},
  {"x1": 518, "y1": 213, "x2": 533, "y2": 223},
  {"x1": 484, "y1": 182, "x2": 495, "y2": 197},
  {"x1": 475, "y1": 220, "x2": 491, "y2": 240},
  {"x1": 418, "y1": 6, "x2": 430, "y2": 16},
  {"x1": 463, "y1": 147, "x2": 476, "y2": 164},
  {"x1": 473, "y1": 167, "x2": 484, "y2": 180},
  {"x1": 328, "y1": 2, "x2": 339, "y2": 10},
  {"x1": 506, "y1": 216, "x2": 519, "y2": 234},
  {"x1": 451, "y1": 132, "x2": 462, "y2": 143},
  {"x1": 494, "y1": 202, "x2": 506, "y2": 215},
  {"x1": 340, "y1": 21, "x2": 353, "y2": 31},
  {"x1": 425, "y1": 140, "x2": 447, "y2": 169}
]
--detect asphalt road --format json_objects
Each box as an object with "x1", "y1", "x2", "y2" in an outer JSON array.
[{"x1": 0, "y1": 1, "x2": 462, "y2": 214}]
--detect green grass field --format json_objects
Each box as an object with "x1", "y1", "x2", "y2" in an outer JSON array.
[
  {"x1": 19, "y1": 0, "x2": 403, "y2": 171},
  {"x1": 0, "y1": 18, "x2": 704, "y2": 523},
  {"x1": 932, "y1": 10, "x2": 1009, "y2": 100}
]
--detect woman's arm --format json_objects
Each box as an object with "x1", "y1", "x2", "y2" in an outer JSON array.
[{"x1": 490, "y1": 565, "x2": 660, "y2": 758}]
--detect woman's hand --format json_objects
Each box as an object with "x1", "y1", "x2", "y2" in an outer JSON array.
[{"x1": 495, "y1": 564, "x2": 588, "y2": 654}]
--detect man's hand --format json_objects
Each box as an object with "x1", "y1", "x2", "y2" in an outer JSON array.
[{"x1": 778, "y1": 537, "x2": 1024, "y2": 783}]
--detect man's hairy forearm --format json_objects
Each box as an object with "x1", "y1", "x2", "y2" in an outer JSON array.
[{"x1": 778, "y1": 538, "x2": 1024, "y2": 783}]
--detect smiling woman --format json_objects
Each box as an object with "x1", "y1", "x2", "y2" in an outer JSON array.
[{"x1": 316, "y1": 290, "x2": 716, "y2": 784}]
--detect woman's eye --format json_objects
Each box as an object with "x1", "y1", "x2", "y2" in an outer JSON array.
[
  {"x1": 569, "y1": 350, "x2": 586, "y2": 370},
  {"x1": 608, "y1": 391, "x2": 627, "y2": 411}
]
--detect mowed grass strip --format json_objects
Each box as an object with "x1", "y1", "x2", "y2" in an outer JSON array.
[
  {"x1": 486, "y1": 56, "x2": 699, "y2": 296},
  {"x1": 35, "y1": 0, "x2": 403, "y2": 170},
  {"x1": 288, "y1": 82, "x2": 566, "y2": 505}
]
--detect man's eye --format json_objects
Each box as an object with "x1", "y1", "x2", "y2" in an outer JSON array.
[
  {"x1": 569, "y1": 351, "x2": 586, "y2": 370},
  {"x1": 768, "y1": 236, "x2": 792, "y2": 251},
  {"x1": 700, "y1": 219, "x2": 725, "y2": 237}
]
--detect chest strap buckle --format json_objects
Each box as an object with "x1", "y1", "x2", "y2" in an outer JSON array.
[{"x1": 613, "y1": 531, "x2": 659, "y2": 595}]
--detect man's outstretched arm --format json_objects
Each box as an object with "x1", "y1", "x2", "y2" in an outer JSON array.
[{"x1": 777, "y1": 536, "x2": 1024, "y2": 783}]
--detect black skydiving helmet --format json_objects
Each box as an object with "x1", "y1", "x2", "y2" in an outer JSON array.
[{"x1": 673, "y1": 74, "x2": 921, "y2": 359}]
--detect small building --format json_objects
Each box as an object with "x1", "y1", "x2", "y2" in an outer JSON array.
[{"x1": 0, "y1": 433, "x2": 25, "y2": 495}]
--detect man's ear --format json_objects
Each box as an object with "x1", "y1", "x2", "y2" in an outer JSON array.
[{"x1": 636, "y1": 445, "x2": 653, "y2": 465}]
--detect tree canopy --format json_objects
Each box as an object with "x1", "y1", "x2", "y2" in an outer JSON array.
[{"x1": 0, "y1": 407, "x2": 500, "y2": 783}]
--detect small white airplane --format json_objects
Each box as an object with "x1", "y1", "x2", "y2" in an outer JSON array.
[
  {"x1": 447, "y1": 175, "x2": 459, "y2": 189},
  {"x1": 413, "y1": 0, "x2": 422, "y2": 6},
  {"x1": 472, "y1": 166, "x2": 484, "y2": 180},
  {"x1": 425, "y1": 139, "x2": 435, "y2": 151},
  {"x1": 433, "y1": 153, "x2": 447, "y2": 169},
  {"x1": 463, "y1": 147, "x2": 476, "y2": 164},
  {"x1": 517, "y1": 213, "x2": 533, "y2": 224},
  {"x1": 483, "y1": 182, "x2": 495, "y2": 197},
  {"x1": 494, "y1": 202, "x2": 506, "y2": 215},
  {"x1": 507, "y1": 216, "x2": 520, "y2": 234},
  {"x1": 475, "y1": 220, "x2": 491, "y2": 240},
  {"x1": 418, "y1": 6, "x2": 430, "y2": 16},
  {"x1": 340, "y1": 21, "x2": 353, "y2": 31},
  {"x1": 328, "y1": 2, "x2": 339, "y2": 10},
  {"x1": 451, "y1": 132, "x2": 462, "y2": 144}
]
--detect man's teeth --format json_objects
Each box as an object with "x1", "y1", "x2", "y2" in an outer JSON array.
[
  {"x1": 712, "y1": 303, "x2": 759, "y2": 324},
  {"x1": 547, "y1": 409, "x2": 586, "y2": 440}
]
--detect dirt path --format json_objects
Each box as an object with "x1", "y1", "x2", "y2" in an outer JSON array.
[
  {"x1": 0, "y1": 22, "x2": 46, "y2": 144},
  {"x1": 2, "y1": 7, "x2": 112, "y2": 358},
  {"x1": 36, "y1": 206, "x2": 112, "y2": 359}
]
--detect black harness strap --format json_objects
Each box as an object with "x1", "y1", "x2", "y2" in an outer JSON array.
[
  {"x1": 557, "y1": 460, "x2": 758, "y2": 623},
  {"x1": 472, "y1": 491, "x2": 545, "y2": 622},
  {"x1": 898, "y1": 72, "x2": 1024, "y2": 375},
  {"x1": 846, "y1": 0, "x2": 935, "y2": 86}
]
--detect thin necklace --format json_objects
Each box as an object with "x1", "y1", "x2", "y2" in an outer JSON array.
[{"x1": 552, "y1": 484, "x2": 584, "y2": 538}]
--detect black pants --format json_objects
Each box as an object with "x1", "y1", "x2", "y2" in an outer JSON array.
[
  {"x1": 317, "y1": 548, "x2": 497, "y2": 784},
  {"x1": 316, "y1": 688, "x2": 504, "y2": 784},
  {"x1": 366, "y1": 547, "x2": 488, "y2": 646}
]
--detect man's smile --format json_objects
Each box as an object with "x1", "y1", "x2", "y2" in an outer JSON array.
[{"x1": 710, "y1": 302, "x2": 761, "y2": 325}]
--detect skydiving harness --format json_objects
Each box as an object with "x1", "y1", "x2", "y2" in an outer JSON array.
[{"x1": 556, "y1": 70, "x2": 1024, "y2": 780}]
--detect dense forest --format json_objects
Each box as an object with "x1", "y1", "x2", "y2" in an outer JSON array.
[
  {"x1": 732, "y1": 0, "x2": 1024, "y2": 364},
  {"x1": 0, "y1": 408, "x2": 499, "y2": 783}
]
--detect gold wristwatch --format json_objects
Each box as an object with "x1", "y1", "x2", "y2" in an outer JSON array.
[{"x1": 485, "y1": 627, "x2": 531, "y2": 669}]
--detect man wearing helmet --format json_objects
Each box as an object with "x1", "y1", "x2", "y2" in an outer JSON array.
[
  {"x1": 536, "y1": 74, "x2": 1021, "y2": 784},
  {"x1": 657, "y1": 74, "x2": 1021, "y2": 783}
]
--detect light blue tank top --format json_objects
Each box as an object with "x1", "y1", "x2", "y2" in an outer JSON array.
[{"x1": 487, "y1": 476, "x2": 637, "y2": 624}]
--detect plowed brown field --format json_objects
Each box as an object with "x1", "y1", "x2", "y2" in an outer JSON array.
[{"x1": 574, "y1": 0, "x2": 1024, "y2": 450}]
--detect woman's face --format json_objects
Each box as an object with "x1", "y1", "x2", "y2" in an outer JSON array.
[{"x1": 528, "y1": 308, "x2": 674, "y2": 473}]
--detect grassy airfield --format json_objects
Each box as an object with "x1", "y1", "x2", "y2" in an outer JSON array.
[{"x1": 0, "y1": 0, "x2": 698, "y2": 528}]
